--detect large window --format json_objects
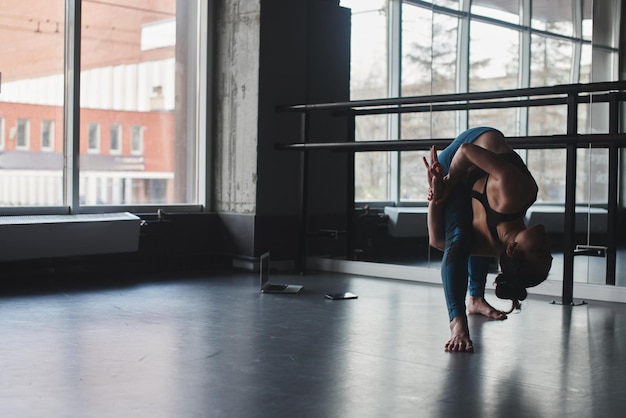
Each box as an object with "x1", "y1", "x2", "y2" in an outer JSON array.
[
  {"x1": 344, "y1": 0, "x2": 391, "y2": 201},
  {"x1": 41, "y1": 120, "x2": 55, "y2": 151},
  {"x1": 16, "y1": 119, "x2": 31, "y2": 150},
  {"x1": 0, "y1": 0, "x2": 208, "y2": 209},
  {"x1": 131, "y1": 126, "x2": 144, "y2": 155},
  {"x1": 0, "y1": 117, "x2": 5, "y2": 150},
  {"x1": 88, "y1": 123, "x2": 101, "y2": 154},
  {"x1": 341, "y1": 0, "x2": 618, "y2": 205},
  {"x1": 110, "y1": 124, "x2": 122, "y2": 155}
]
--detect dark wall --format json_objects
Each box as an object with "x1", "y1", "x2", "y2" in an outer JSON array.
[{"x1": 252, "y1": 0, "x2": 351, "y2": 259}]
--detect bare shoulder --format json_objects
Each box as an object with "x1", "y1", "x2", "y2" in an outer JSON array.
[
  {"x1": 473, "y1": 130, "x2": 511, "y2": 154},
  {"x1": 490, "y1": 170, "x2": 537, "y2": 212}
]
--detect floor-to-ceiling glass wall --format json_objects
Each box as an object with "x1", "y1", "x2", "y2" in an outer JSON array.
[{"x1": 339, "y1": 0, "x2": 623, "y2": 287}]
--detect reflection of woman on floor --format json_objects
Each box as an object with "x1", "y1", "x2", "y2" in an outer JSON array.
[{"x1": 423, "y1": 127, "x2": 553, "y2": 353}]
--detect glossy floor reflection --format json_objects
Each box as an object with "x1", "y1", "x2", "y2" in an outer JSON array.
[
  {"x1": 360, "y1": 245, "x2": 626, "y2": 287},
  {"x1": 1, "y1": 269, "x2": 625, "y2": 417}
]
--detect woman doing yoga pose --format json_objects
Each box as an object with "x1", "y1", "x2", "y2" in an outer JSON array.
[{"x1": 423, "y1": 127, "x2": 553, "y2": 352}]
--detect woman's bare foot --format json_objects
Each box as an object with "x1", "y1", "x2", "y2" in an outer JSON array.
[
  {"x1": 445, "y1": 315, "x2": 473, "y2": 352},
  {"x1": 468, "y1": 296, "x2": 507, "y2": 320}
]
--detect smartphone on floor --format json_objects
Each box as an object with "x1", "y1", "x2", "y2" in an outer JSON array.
[{"x1": 325, "y1": 292, "x2": 358, "y2": 300}]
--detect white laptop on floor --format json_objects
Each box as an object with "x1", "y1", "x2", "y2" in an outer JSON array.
[{"x1": 259, "y1": 252, "x2": 303, "y2": 294}]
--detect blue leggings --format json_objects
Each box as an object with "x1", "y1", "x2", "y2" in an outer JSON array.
[{"x1": 437, "y1": 127, "x2": 495, "y2": 321}]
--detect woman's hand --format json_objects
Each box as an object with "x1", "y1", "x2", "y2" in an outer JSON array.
[
  {"x1": 423, "y1": 146, "x2": 446, "y2": 250},
  {"x1": 423, "y1": 146, "x2": 445, "y2": 204}
]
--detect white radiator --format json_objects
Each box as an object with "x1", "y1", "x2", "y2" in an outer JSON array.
[{"x1": 0, "y1": 212, "x2": 141, "y2": 262}]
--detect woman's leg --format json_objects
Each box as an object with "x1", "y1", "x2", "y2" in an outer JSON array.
[
  {"x1": 468, "y1": 255, "x2": 491, "y2": 297},
  {"x1": 438, "y1": 126, "x2": 497, "y2": 173},
  {"x1": 441, "y1": 185, "x2": 473, "y2": 321},
  {"x1": 440, "y1": 184, "x2": 475, "y2": 351},
  {"x1": 468, "y1": 255, "x2": 507, "y2": 319},
  {"x1": 438, "y1": 126, "x2": 497, "y2": 304}
]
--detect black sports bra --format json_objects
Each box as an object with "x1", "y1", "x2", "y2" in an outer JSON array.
[{"x1": 469, "y1": 152, "x2": 536, "y2": 243}]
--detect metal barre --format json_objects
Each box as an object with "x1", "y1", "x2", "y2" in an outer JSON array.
[
  {"x1": 277, "y1": 133, "x2": 626, "y2": 152},
  {"x1": 276, "y1": 81, "x2": 626, "y2": 303},
  {"x1": 276, "y1": 81, "x2": 626, "y2": 112}
]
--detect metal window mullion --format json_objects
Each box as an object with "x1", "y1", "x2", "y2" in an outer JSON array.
[
  {"x1": 571, "y1": 0, "x2": 583, "y2": 83},
  {"x1": 456, "y1": 0, "x2": 470, "y2": 130},
  {"x1": 518, "y1": 0, "x2": 531, "y2": 137},
  {"x1": 199, "y1": 0, "x2": 212, "y2": 210},
  {"x1": 389, "y1": 0, "x2": 402, "y2": 204},
  {"x1": 64, "y1": 0, "x2": 81, "y2": 213}
]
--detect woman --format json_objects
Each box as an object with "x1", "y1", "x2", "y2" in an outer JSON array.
[{"x1": 424, "y1": 127, "x2": 553, "y2": 352}]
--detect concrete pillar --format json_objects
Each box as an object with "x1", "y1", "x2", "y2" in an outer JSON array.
[{"x1": 212, "y1": 0, "x2": 350, "y2": 261}]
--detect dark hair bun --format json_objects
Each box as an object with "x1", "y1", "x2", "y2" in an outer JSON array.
[{"x1": 494, "y1": 274, "x2": 528, "y2": 301}]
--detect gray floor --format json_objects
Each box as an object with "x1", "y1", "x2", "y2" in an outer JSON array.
[{"x1": 1, "y1": 268, "x2": 625, "y2": 418}]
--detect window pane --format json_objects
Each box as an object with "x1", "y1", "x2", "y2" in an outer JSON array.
[
  {"x1": 341, "y1": 0, "x2": 388, "y2": 100},
  {"x1": 341, "y1": 0, "x2": 390, "y2": 201},
  {"x1": 79, "y1": 0, "x2": 197, "y2": 206},
  {"x1": 471, "y1": 0, "x2": 521, "y2": 25},
  {"x1": 131, "y1": 125, "x2": 144, "y2": 155},
  {"x1": 110, "y1": 124, "x2": 122, "y2": 154},
  {"x1": 402, "y1": 5, "x2": 459, "y2": 97},
  {"x1": 400, "y1": 150, "x2": 428, "y2": 201},
  {"x1": 401, "y1": 4, "x2": 435, "y2": 145},
  {"x1": 528, "y1": 105, "x2": 567, "y2": 136},
  {"x1": 469, "y1": 108, "x2": 520, "y2": 136},
  {"x1": 527, "y1": 149, "x2": 565, "y2": 203},
  {"x1": 402, "y1": 4, "x2": 433, "y2": 97},
  {"x1": 469, "y1": 21, "x2": 520, "y2": 91},
  {"x1": 355, "y1": 152, "x2": 390, "y2": 202},
  {"x1": 355, "y1": 115, "x2": 389, "y2": 201},
  {"x1": 17, "y1": 119, "x2": 30, "y2": 150},
  {"x1": 431, "y1": 12, "x2": 459, "y2": 95},
  {"x1": 577, "y1": 148, "x2": 608, "y2": 203},
  {"x1": 432, "y1": 0, "x2": 460, "y2": 10},
  {"x1": 399, "y1": 110, "x2": 457, "y2": 202},
  {"x1": 0, "y1": 117, "x2": 5, "y2": 150},
  {"x1": 527, "y1": 103, "x2": 567, "y2": 204},
  {"x1": 41, "y1": 120, "x2": 54, "y2": 151},
  {"x1": 531, "y1": 0, "x2": 574, "y2": 37},
  {"x1": 88, "y1": 123, "x2": 101, "y2": 153},
  {"x1": 532, "y1": 145, "x2": 611, "y2": 210},
  {"x1": 531, "y1": 35, "x2": 574, "y2": 86},
  {"x1": 0, "y1": 1, "x2": 64, "y2": 207},
  {"x1": 399, "y1": 5, "x2": 459, "y2": 201}
]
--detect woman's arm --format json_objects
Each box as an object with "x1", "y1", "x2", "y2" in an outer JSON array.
[
  {"x1": 448, "y1": 143, "x2": 517, "y2": 182},
  {"x1": 427, "y1": 198, "x2": 445, "y2": 251},
  {"x1": 448, "y1": 142, "x2": 537, "y2": 212},
  {"x1": 423, "y1": 147, "x2": 445, "y2": 250}
]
